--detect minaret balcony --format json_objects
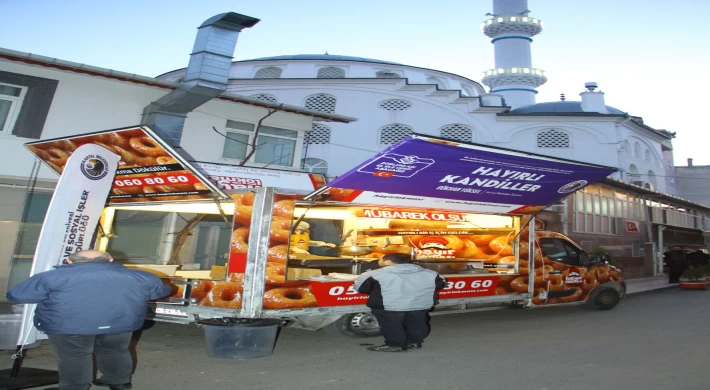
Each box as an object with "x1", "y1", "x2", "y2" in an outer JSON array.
[
  {"x1": 482, "y1": 16, "x2": 543, "y2": 38},
  {"x1": 482, "y1": 67, "x2": 547, "y2": 89}
]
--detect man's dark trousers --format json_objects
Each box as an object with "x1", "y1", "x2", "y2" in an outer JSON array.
[
  {"x1": 48, "y1": 332, "x2": 132, "y2": 390},
  {"x1": 371, "y1": 308, "x2": 430, "y2": 349},
  {"x1": 668, "y1": 264, "x2": 687, "y2": 283}
]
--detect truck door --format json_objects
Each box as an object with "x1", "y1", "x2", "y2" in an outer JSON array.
[{"x1": 537, "y1": 237, "x2": 586, "y2": 303}]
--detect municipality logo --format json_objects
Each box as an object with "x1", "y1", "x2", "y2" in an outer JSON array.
[
  {"x1": 80, "y1": 155, "x2": 109, "y2": 180},
  {"x1": 558, "y1": 180, "x2": 587, "y2": 194}
]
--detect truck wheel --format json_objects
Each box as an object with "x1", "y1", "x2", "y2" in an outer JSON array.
[
  {"x1": 322, "y1": 313, "x2": 381, "y2": 338},
  {"x1": 592, "y1": 288, "x2": 620, "y2": 311}
]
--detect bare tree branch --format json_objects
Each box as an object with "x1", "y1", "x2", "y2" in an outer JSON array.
[
  {"x1": 167, "y1": 214, "x2": 206, "y2": 265},
  {"x1": 239, "y1": 104, "x2": 284, "y2": 166}
]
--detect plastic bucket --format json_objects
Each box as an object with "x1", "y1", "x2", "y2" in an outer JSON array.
[{"x1": 198, "y1": 318, "x2": 282, "y2": 359}]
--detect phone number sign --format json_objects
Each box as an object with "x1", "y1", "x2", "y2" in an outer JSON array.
[{"x1": 309, "y1": 276, "x2": 498, "y2": 307}]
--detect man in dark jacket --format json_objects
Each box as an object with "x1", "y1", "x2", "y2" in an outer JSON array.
[
  {"x1": 663, "y1": 246, "x2": 689, "y2": 284},
  {"x1": 7, "y1": 250, "x2": 172, "y2": 390},
  {"x1": 354, "y1": 253, "x2": 446, "y2": 352}
]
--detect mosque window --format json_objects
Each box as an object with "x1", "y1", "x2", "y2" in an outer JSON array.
[
  {"x1": 302, "y1": 158, "x2": 329, "y2": 175},
  {"x1": 379, "y1": 124, "x2": 413, "y2": 146},
  {"x1": 461, "y1": 85, "x2": 477, "y2": 97},
  {"x1": 634, "y1": 142, "x2": 641, "y2": 158},
  {"x1": 376, "y1": 71, "x2": 400, "y2": 78},
  {"x1": 426, "y1": 77, "x2": 446, "y2": 89},
  {"x1": 254, "y1": 67, "x2": 283, "y2": 79},
  {"x1": 378, "y1": 99, "x2": 412, "y2": 111},
  {"x1": 304, "y1": 94, "x2": 337, "y2": 113},
  {"x1": 624, "y1": 141, "x2": 631, "y2": 156},
  {"x1": 644, "y1": 149, "x2": 651, "y2": 161},
  {"x1": 305, "y1": 123, "x2": 331, "y2": 145},
  {"x1": 249, "y1": 94, "x2": 278, "y2": 104},
  {"x1": 440, "y1": 124, "x2": 474, "y2": 143},
  {"x1": 317, "y1": 67, "x2": 345, "y2": 78},
  {"x1": 537, "y1": 129, "x2": 570, "y2": 148}
]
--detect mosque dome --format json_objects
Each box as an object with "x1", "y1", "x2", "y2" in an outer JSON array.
[{"x1": 242, "y1": 54, "x2": 402, "y2": 66}]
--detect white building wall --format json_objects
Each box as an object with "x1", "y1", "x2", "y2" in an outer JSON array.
[{"x1": 0, "y1": 59, "x2": 169, "y2": 181}]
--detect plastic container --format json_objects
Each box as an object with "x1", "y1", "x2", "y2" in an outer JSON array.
[{"x1": 199, "y1": 318, "x2": 282, "y2": 359}]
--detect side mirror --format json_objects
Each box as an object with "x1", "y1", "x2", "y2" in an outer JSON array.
[{"x1": 593, "y1": 253, "x2": 609, "y2": 265}]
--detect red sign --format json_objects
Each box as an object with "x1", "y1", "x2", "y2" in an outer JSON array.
[
  {"x1": 361, "y1": 209, "x2": 468, "y2": 222},
  {"x1": 25, "y1": 126, "x2": 219, "y2": 204},
  {"x1": 626, "y1": 220, "x2": 640, "y2": 232},
  {"x1": 309, "y1": 276, "x2": 498, "y2": 307},
  {"x1": 113, "y1": 173, "x2": 201, "y2": 188},
  {"x1": 309, "y1": 281, "x2": 369, "y2": 306},
  {"x1": 436, "y1": 276, "x2": 498, "y2": 299}
]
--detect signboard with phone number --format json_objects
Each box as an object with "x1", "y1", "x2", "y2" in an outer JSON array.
[{"x1": 309, "y1": 276, "x2": 499, "y2": 307}]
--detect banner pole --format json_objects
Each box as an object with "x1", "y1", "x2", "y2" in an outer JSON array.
[{"x1": 9, "y1": 346, "x2": 22, "y2": 379}]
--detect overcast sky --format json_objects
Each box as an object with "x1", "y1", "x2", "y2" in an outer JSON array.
[{"x1": 1, "y1": 0, "x2": 708, "y2": 165}]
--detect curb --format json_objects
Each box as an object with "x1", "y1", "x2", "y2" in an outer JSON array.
[{"x1": 625, "y1": 285, "x2": 679, "y2": 297}]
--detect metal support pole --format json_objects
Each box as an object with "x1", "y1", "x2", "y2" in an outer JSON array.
[
  {"x1": 528, "y1": 216, "x2": 536, "y2": 299},
  {"x1": 656, "y1": 225, "x2": 665, "y2": 276},
  {"x1": 239, "y1": 187, "x2": 276, "y2": 319}
]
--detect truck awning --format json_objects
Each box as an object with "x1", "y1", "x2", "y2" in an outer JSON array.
[{"x1": 312, "y1": 134, "x2": 618, "y2": 215}]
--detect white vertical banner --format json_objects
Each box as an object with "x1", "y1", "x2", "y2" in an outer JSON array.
[{"x1": 17, "y1": 144, "x2": 120, "y2": 346}]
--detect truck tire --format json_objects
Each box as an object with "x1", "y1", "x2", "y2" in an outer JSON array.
[
  {"x1": 322, "y1": 313, "x2": 381, "y2": 338},
  {"x1": 590, "y1": 288, "x2": 621, "y2": 311}
]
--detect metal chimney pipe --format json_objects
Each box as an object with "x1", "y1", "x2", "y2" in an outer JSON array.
[
  {"x1": 142, "y1": 12, "x2": 260, "y2": 156},
  {"x1": 688, "y1": 158, "x2": 693, "y2": 167}
]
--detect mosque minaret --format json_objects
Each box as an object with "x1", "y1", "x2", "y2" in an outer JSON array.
[{"x1": 481, "y1": 0, "x2": 547, "y2": 108}]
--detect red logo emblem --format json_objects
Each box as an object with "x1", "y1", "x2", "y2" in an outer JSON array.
[
  {"x1": 626, "y1": 221, "x2": 639, "y2": 232},
  {"x1": 373, "y1": 171, "x2": 394, "y2": 178}
]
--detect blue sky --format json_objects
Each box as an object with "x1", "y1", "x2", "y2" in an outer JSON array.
[{"x1": 1, "y1": 0, "x2": 709, "y2": 165}]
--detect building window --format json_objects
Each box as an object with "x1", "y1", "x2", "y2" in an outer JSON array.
[
  {"x1": 254, "y1": 67, "x2": 283, "y2": 79},
  {"x1": 221, "y1": 120, "x2": 297, "y2": 167},
  {"x1": 378, "y1": 99, "x2": 412, "y2": 111},
  {"x1": 573, "y1": 185, "x2": 646, "y2": 235},
  {"x1": 644, "y1": 149, "x2": 651, "y2": 161},
  {"x1": 634, "y1": 142, "x2": 641, "y2": 158},
  {"x1": 302, "y1": 158, "x2": 328, "y2": 175},
  {"x1": 317, "y1": 67, "x2": 345, "y2": 79},
  {"x1": 376, "y1": 70, "x2": 400, "y2": 78},
  {"x1": 624, "y1": 140, "x2": 631, "y2": 156},
  {"x1": 7, "y1": 192, "x2": 51, "y2": 288},
  {"x1": 461, "y1": 85, "x2": 477, "y2": 97},
  {"x1": 0, "y1": 71, "x2": 59, "y2": 139},
  {"x1": 426, "y1": 77, "x2": 446, "y2": 89},
  {"x1": 440, "y1": 124, "x2": 474, "y2": 143},
  {"x1": 305, "y1": 123, "x2": 331, "y2": 145},
  {"x1": 647, "y1": 170, "x2": 657, "y2": 190},
  {"x1": 627, "y1": 164, "x2": 640, "y2": 183},
  {"x1": 0, "y1": 83, "x2": 26, "y2": 134},
  {"x1": 249, "y1": 94, "x2": 278, "y2": 104},
  {"x1": 304, "y1": 94, "x2": 337, "y2": 113},
  {"x1": 537, "y1": 129, "x2": 570, "y2": 148},
  {"x1": 379, "y1": 124, "x2": 413, "y2": 146}
]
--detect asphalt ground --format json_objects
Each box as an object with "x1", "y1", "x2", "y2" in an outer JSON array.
[{"x1": 3, "y1": 288, "x2": 709, "y2": 390}]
